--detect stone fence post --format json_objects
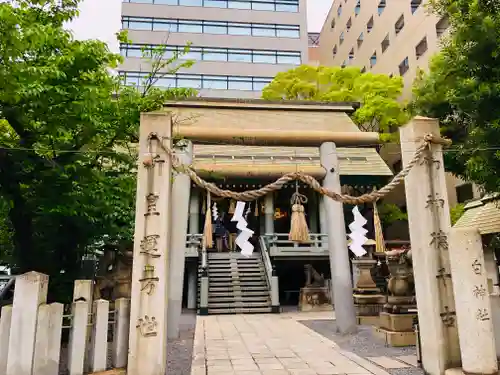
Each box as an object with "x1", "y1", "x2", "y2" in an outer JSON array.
[
  {"x1": 112, "y1": 298, "x2": 130, "y2": 368},
  {"x1": 0, "y1": 305, "x2": 12, "y2": 374},
  {"x1": 33, "y1": 303, "x2": 64, "y2": 375},
  {"x1": 6, "y1": 271, "x2": 49, "y2": 375}
]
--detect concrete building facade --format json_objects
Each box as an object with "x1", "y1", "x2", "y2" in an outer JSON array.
[
  {"x1": 307, "y1": 32, "x2": 320, "y2": 65},
  {"x1": 119, "y1": 0, "x2": 309, "y2": 98},
  {"x1": 317, "y1": 0, "x2": 450, "y2": 99},
  {"x1": 316, "y1": 0, "x2": 483, "y2": 207}
]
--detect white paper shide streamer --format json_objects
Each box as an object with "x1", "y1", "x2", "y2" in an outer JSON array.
[
  {"x1": 212, "y1": 202, "x2": 218, "y2": 221},
  {"x1": 348, "y1": 206, "x2": 368, "y2": 257},
  {"x1": 231, "y1": 201, "x2": 254, "y2": 257}
]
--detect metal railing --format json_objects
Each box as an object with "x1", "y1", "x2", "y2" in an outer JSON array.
[
  {"x1": 262, "y1": 233, "x2": 328, "y2": 256},
  {"x1": 259, "y1": 236, "x2": 273, "y2": 290}
]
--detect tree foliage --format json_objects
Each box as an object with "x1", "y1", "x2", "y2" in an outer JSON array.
[
  {"x1": 412, "y1": 0, "x2": 500, "y2": 193},
  {"x1": 0, "y1": 0, "x2": 195, "y2": 298},
  {"x1": 262, "y1": 65, "x2": 409, "y2": 134}
]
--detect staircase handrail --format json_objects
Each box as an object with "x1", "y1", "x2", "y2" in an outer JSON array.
[{"x1": 259, "y1": 236, "x2": 273, "y2": 289}]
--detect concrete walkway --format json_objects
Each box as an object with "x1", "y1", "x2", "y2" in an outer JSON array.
[{"x1": 190, "y1": 311, "x2": 418, "y2": 375}]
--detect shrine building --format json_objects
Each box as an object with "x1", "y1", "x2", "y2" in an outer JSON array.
[{"x1": 166, "y1": 98, "x2": 394, "y2": 313}]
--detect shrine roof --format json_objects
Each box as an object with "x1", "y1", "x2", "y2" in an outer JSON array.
[
  {"x1": 192, "y1": 144, "x2": 392, "y2": 178},
  {"x1": 454, "y1": 194, "x2": 500, "y2": 234}
]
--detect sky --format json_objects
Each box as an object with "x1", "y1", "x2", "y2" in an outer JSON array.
[{"x1": 67, "y1": 0, "x2": 334, "y2": 52}]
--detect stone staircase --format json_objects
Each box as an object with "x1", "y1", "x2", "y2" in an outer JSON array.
[{"x1": 198, "y1": 252, "x2": 272, "y2": 314}]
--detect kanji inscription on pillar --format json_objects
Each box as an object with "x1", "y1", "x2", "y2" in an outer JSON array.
[
  {"x1": 140, "y1": 235, "x2": 161, "y2": 257},
  {"x1": 140, "y1": 265, "x2": 159, "y2": 295},
  {"x1": 136, "y1": 315, "x2": 158, "y2": 337},
  {"x1": 145, "y1": 193, "x2": 160, "y2": 216},
  {"x1": 472, "y1": 259, "x2": 482, "y2": 275}
]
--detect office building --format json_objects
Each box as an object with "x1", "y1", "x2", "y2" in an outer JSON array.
[
  {"x1": 316, "y1": 0, "x2": 483, "y2": 207},
  {"x1": 119, "y1": 0, "x2": 308, "y2": 98},
  {"x1": 308, "y1": 32, "x2": 320, "y2": 65},
  {"x1": 317, "y1": 0, "x2": 450, "y2": 98}
]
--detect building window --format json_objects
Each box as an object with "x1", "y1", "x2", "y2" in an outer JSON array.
[
  {"x1": 456, "y1": 183, "x2": 474, "y2": 203},
  {"x1": 395, "y1": 14, "x2": 404, "y2": 35},
  {"x1": 331, "y1": 18, "x2": 336, "y2": 29},
  {"x1": 399, "y1": 57, "x2": 409, "y2": 75},
  {"x1": 370, "y1": 52, "x2": 377, "y2": 67},
  {"x1": 337, "y1": 4, "x2": 342, "y2": 17},
  {"x1": 121, "y1": 44, "x2": 301, "y2": 64},
  {"x1": 367, "y1": 16, "x2": 374, "y2": 33},
  {"x1": 122, "y1": 16, "x2": 301, "y2": 38},
  {"x1": 415, "y1": 36, "x2": 428, "y2": 59},
  {"x1": 436, "y1": 16, "x2": 450, "y2": 37},
  {"x1": 357, "y1": 32, "x2": 364, "y2": 47},
  {"x1": 346, "y1": 17, "x2": 352, "y2": 32},
  {"x1": 122, "y1": 0, "x2": 300, "y2": 12},
  {"x1": 378, "y1": 0, "x2": 386, "y2": 16},
  {"x1": 349, "y1": 48, "x2": 354, "y2": 62},
  {"x1": 332, "y1": 45, "x2": 338, "y2": 57},
  {"x1": 340, "y1": 31, "x2": 345, "y2": 45},
  {"x1": 120, "y1": 71, "x2": 272, "y2": 91},
  {"x1": 381, "y1": 34, "x2": 390, "y2": 53},
  {"x1": 411, "y1": 0, "x2": 422, "y2": 14},
  {"x1": 355, "y1": 0, "x2": 360, "y2": 16}
]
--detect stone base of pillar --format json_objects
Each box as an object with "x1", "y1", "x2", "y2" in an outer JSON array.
[
  {"x1": 271, "y1": 305, "x2": 280, "y2": 313},
  {"x1": 199, "y1": 307, "x2": 208, "y2": 316}
]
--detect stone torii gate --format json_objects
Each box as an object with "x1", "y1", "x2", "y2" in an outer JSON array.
[{"x1": 128, "y1": 109, "x2": 498, "y2": 375}]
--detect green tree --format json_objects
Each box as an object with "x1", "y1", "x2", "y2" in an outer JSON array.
[
  {"x1": 412, "y1": 0, "x2": 500, "y2": 193},
  {"x1": 0, "y1": 0, "x2": 195, "y2": 298},
  {"x1": 262, "y1": 65, "x2": 409, "y2": 134}
]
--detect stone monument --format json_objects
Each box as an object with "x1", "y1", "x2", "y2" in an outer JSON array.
[
  {"x1": 298, "y1": 264, "x2": 332, "y2": 312},
  {"x1": 374, "y1": 247, "x2": 417, "y2": 346}
]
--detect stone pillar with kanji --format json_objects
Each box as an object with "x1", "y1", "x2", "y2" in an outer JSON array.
[{"x1": 127, "y1": 112, "x2": 173, "y2": 375}]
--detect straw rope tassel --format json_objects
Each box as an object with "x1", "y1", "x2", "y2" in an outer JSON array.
[
  {"x1": 254, "y1": 199, "x2": 259, "y2": 217},
  {"x1": 203, "y1": 191, "x2": 213, "y2": 248},
  {"x1": 289, "y1": 184, "x2": 310, "y2": 243},
  {"x1": 373, "y1": 201, "x2": 386, "y2": 253}
]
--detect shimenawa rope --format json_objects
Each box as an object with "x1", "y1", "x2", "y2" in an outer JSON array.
[{"x1": 147, "y1": 134, "x2": 446, "y2": 206}]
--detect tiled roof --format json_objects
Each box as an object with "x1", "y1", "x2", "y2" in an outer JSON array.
[{"x1": 454, "y1": 195, "x2": 500, "y2": 234}]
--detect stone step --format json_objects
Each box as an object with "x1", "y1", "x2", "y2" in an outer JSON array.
[
  {"x1": 208, "y1": 285, "x2": 268, "y2": 293},
  {"x1": 206, "y1": 274, "x2": 265, "y2": 279},
  {"x1": 205, "y1": 307, "x2": 273, "y2": 314},
  {"x1": 207, "y1": 301, "x2": 271, "y2": 308},
  {"x1": 205, "y1": 281, "x2": 266, "y2": 285},
  {"x1": 209, "y1": 296, "x2": 270, "y2": 302},
  {"x1": 208, "y1": 291, "x2": 270, "y2": 297}
]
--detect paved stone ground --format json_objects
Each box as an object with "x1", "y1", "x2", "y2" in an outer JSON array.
[
  {"x1": 300, "y1": 320, "x2": 423, "y2": 375},
  {"x1": 190, "y1": 311, "x2": 424, "y2": 375}
]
